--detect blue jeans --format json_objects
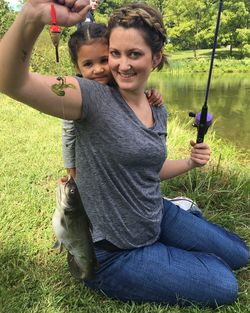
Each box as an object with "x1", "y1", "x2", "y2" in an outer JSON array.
[{"x1": 85, "y1": 199, "x2": 249, "y2": 307}]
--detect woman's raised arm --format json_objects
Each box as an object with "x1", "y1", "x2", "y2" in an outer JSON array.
[{"x1": 0, "y1": 0, "x2": 90, "y2": 120}]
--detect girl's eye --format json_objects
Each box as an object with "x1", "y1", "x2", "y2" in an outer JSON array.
[
  {"x1": 101, "y1": 57, "x2": 108, "y2": 64},
  {"x1": 83, "y1": 62, "x2": 93, "y2": 68}
]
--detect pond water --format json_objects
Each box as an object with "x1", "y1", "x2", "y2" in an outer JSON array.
[{"x1": 148, "y1": 73, "x2": 250, "y2": 153}]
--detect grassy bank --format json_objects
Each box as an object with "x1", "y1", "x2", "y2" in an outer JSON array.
[
  {"x1": 164, "y1": 48, "x2": 250, "y2": 73},
  {"x1": 0, "y1": 95, "x2": 249, "y2": 313}
]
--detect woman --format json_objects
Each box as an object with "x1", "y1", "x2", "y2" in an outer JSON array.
[
  {"x1": 0, "y1": 0, "x2": 248, "y2": 307},
  {"x1": 62, "y1": 24, "x2": 163, "y2": 180}
]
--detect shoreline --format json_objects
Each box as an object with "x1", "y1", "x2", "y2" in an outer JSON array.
[{"x1": 163, "y1": 49, "x2": 250, "y2": 73}]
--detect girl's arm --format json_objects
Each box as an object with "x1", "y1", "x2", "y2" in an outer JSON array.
[
  {"x1": 62, "y1": 119, "x2": 77, "y2": 180},
  {"x1": 0, "y1": 0, "x2": 90, "y2": 120},
  {"x1": 62, "y1": 120, "x2": 76, "y2": 179},
  {"x1": 160, "y1": 140, "x2": 211, "y2": 180}
]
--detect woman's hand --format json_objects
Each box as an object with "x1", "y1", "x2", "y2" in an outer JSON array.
[
  {"x1": 188, "y1": 140, "x2": 211, "y2": 168},
  {"x1": 160, "y1": 140, "x2": 211, "y2": 181},
  {"x1": 145, "y1": 89, "x2": 163, "y2": 107},
  {"x1": 24, "y1": 0, "x2": 91, "y2": 26}
]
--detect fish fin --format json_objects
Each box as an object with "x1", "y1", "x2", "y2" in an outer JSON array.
[
  {"x1": 96, "y1": 260, "x2": 100, "y2": 270},
  {"x1": 52, "y1": 240, "x2": 63, "y2": 252},
  {"x1": 86, "y1": 215, "x2": 93, "y2": 232},
  {"x1": 67, "y1": 252, "x2": 85, "y2": 281}
]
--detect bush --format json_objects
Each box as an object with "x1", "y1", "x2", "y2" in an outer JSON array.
[
  {"x1": 242, "y1": 44, "x2": 250, "y2": 57},
  {"x1": 164, "y1": 43, "x2": 176, "y2": 54}
]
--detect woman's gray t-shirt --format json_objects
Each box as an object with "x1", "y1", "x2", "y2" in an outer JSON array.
[{"x1": 74, "y1": 77, "x2": 167, "y2": 249}]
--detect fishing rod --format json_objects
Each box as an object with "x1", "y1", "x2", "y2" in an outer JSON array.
[{"x1": 189, "y1": 0, "x2": 223, "y2": 143}]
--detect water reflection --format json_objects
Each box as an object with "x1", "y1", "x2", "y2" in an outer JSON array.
[{"x1": 148, "y1": 73, "x2": 250, "y2": 152}]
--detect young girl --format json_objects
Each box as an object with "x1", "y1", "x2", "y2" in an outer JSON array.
[{"x1": 63, "y1": 23, "x2": 163, "y2": 180}]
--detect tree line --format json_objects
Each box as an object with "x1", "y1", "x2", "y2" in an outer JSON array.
[
  {"x1": 0, "y1": 1, "x2": 16, "y2": 39},
  {"x1": 98, "y1": 0, "x2": 250, "y2": 56},
  {"x1": 1, "y1": 0, "x2": 250, "y2": 56}
]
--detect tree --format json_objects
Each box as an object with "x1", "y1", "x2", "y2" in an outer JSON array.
[
  {"x1": 98, "y1": 0, "x2": 135, "y2": 15},
  {"x1": 220, "y1": 1, "x2": 249, "y2": 55},
  {"x1": 0, "y1": 1, "x2": 16, "y2": 38},
  {"x1": 236, "y1": 28, "x2": 250, "y2": 57},
  {"x1": 163, "y1": 0, "x2": 211, "y2": 56},
  {"x1": 144, "y1": 0, "x2": 166, "y2": 14},
  {"x1": 162, "y1": 0, "x2": 250, "y2": 54},
  {"x1": 98, "y1": 0, "x2": 119, "y2": 16}
]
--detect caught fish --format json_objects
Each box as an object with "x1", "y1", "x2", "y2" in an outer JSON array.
[{"x1": 52, "y1": 176, "x2": 98, "y2": 280}]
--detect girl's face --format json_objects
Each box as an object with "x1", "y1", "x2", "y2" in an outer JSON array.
[
  {"x1": 90, "y1": 0, "x2": 99, "y2": 10},
  {"x1": 108, "y1": 27, "x2": 161, "y2": 94},
  {"x1": 75, "y1": 41, "x2": 112, "y2": 85}
]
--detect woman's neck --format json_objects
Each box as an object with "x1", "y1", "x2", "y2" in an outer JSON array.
[
  {"x1": 119, "y1": 88, "x2": 146, "y2": 108},
  {"x1": 119, "y1": 87, "x2": 154, "y2": 128}
]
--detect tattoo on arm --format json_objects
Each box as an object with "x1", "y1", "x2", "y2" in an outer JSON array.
[
  {"x1": 51, "y1": 77, "x2": 76, "y2": 97},
  {"x1": 21, "y1": 50, "x2": 28, "y2": 62}
]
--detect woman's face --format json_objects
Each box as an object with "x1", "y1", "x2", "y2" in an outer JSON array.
[
  {"x1": 108, "y1": 27, "x2": 161, "y2": 94},
  {"x1": 76, "y1": 41, "x2": 112, "y2": 85}
]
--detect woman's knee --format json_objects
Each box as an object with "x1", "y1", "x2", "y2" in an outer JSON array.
[
  {"x1": 211, "y1": 232, "x2": 249, "y2": 270},
  {"x1": 207, "y1": 254, "x2": 238, "y2": 307},
  {"x1": 215, "y1": 273, "x2": 238, "y2": 307},
  {"x1": 228, "y1": 240, "x2": 249, "y2": 270}
]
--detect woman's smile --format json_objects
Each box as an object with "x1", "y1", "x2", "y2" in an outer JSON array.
[{"x1": 118, "y1": 71, "x2": 136, "y2": 79}]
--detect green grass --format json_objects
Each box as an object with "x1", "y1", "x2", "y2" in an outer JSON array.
[
  {"x1": 0, "y1": 94, "x2": 249, "y2": 313},
  {"x1": 164, "y1": 48, "x2": 250, "y2": 73},
  {"x1": 167, "y1": 48, "x2": 244, "y2": 61}
]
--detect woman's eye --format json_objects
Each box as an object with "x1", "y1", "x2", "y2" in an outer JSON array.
[
  {"x1": 110, "y1": 51, "x2": 119, "y2": 58},
  {"x1": 130, "y1": 51, "x2": 141, "y2": 59}
]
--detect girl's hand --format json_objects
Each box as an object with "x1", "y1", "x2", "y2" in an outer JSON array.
[
  {"x1": 145, "y1": 89, "x2": 163, "y2": 107},
  {"x1": 189, "y1": 140, "x2": 211, "y2": 168},
  {"x1": 67, "y1": 168, "x2": 76, "y2": 181},
  {"x1": 25, "y1": 0, "x2": 90, "y2": 26}
]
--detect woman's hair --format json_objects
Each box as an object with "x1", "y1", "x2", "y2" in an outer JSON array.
[
  {"x1": 107, "y1": 3, "x2": 167, "y2": 71},
  {"x1": 68, "y1": 22, "x2": 108, "y2": 65}
]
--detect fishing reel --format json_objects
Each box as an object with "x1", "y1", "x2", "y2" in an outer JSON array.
[{"x1": 189, "y1": 111, "x2": 213, "y2": 143}]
